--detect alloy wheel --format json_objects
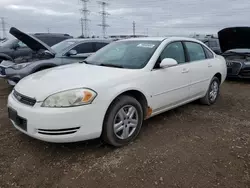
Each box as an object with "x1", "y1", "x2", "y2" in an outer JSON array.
[{"x1": 113, "y1": 105, "x2": 139, "y2": 140}]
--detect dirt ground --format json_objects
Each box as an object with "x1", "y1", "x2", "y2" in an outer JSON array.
[{"x1": 0, "y1": 79, "x2": 250, "y2": 188}]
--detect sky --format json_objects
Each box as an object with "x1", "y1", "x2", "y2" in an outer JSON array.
[{"x1": 1, "y1": 0, "x2": 250, "y2": 38}]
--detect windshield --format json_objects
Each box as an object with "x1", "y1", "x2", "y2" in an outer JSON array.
[
  {"x1": 85, "y1": 40, "x2": 161, "y2": 69},
  {"x1": 0, "y1": 38, "x2": 18, "y2": 48},
  {"x1": 51, "y1": 40, "x2": 77, "y2": 53}
]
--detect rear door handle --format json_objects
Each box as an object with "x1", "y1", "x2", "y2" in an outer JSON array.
[
  {"x1": 208, "y1": 63, "x2": 212, "y2": 67},
  {"x1": 182, "y1": 68, "x2": 189, "y2": 73}
]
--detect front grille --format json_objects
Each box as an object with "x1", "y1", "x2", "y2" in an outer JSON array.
[
  {"x1": 226, "y1": 60, "x2": 242, "y2": 75},
  {"x1": 13, "y1": 90, "x2": 36, "y2": 106},
  {"x1": 37, "y1": 127, "x2": 80, "y2": 135}
]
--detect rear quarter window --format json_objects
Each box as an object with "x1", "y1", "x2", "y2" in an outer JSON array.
[{"x1": 203, "y1": 47, "x2": 214, "y2": 59}]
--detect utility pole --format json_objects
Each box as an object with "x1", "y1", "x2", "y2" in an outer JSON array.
[
  {"x1": 98, "y1": 1, "x2": 109, "y2": 38},
  {"x1": 80, "y1": 0, "x2": 90, "y2": 38},
  {"x1": 133, "y1": 21, "x2": 135, "y2": 37},
  {"x1": 1, "y1": 17, "x2": 7, "y2": 39},
  {"x1": 47, "y1": 28, "x2": 50, "y2": 33},
  {"x1": 80, "y1": 18, "x2": 84, "y2": 37}
]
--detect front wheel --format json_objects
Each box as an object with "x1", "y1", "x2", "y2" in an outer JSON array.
[
  {"x1": 200, "y1": 77, "x2": 220, "y2": 105},
  {"x1": 102, "y1": 95, "x2": 143, "y2": 147}
]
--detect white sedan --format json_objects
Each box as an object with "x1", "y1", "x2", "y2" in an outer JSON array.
[{"x1": 7, "y1": 37, "x2": 227, "y2": 147}]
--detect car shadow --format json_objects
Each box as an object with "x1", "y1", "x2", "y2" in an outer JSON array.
[{"x1": 226, "y1": 77, "x2": 250, "y2": 84}]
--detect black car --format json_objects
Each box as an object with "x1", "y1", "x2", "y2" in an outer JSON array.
[
  {"x1": 0, "y1": 27, "x2": 73, "y2": 62},
  {"x1": 218, "y1": 27, "x2": 250, "y2": 79}
]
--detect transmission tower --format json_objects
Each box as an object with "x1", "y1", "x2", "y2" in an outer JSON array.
[
  {"x1": 80, "y1": 0, "x2": 90, "y2": 37},
  {"x1": 1, "y1": 17, "x2": 7, "y2": 39},
  {"x1": 98, "y1": 1, "x2": 109, "y2": 38},
  {"x1": 133, "y1": 21, "x2": 136, "y2": 37}
]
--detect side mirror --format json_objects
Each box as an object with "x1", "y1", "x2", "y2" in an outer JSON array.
[
  {"x1": 160, "y1": 58, "x2": 178, "y2": 68},
  {"x1": 82, "y1": 53, "x2": 93, "y2": 58},
  {"x1": 66, "y1": 50, "x2": 77, "y2": 56}
]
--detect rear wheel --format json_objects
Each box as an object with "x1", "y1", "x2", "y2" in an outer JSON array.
[
  {"x1": 102, "y1": 95, "x2": 143, "y2": 147},
  {"x1": 200, "y1": 77, "x2": 220, "y2": 105}
]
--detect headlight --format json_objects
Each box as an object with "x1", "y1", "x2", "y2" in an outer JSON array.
[
  {"x1": 244, "y1": 62, "x2": 250, "y2": 65},
  {"x1": 42, "y1": 88, "x2": 97, "y2": 108},
  {"x1": 12, "y1": 63, "x2": 30, "y2": 69}
]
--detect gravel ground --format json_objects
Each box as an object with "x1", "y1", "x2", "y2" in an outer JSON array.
[{"x1": 0, "y1": 79, "x2": 250, "y2": 188}]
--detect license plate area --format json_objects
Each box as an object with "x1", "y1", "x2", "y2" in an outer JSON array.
[{"x1": 8, "y1": 108, "x2": 27, "y2": 131}]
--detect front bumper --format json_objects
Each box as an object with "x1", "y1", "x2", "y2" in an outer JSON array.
[
  {"x1": 226, "y1": 61, "x2": 250, "y2": 78},
  {"x1": 0, "y1": 64, "x2": 23, "y2": 85},
  {"x1": 7, "y1": 92, "x2": 107, "y2": 143}
]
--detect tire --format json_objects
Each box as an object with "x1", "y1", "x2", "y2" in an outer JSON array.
[
  {"x1": 200, "y1": 77, "x2": 220, "y2": 105},
  {"x1": 102, "y1": 95, "x2": 144, "y2": 147}
]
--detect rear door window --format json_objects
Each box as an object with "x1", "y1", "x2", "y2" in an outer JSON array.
[
  {"x1": 184, "y1": 42, "x2": 206, "y2": 62},
  {"x1": 203, "y1": 47, "x2": 214, "y2": 59}
]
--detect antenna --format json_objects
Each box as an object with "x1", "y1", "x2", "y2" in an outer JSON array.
[
  {"x1": 98, "y1": 1, "x2": 109, "y2": 38},
  {"x1": 80, "y1": 0, "x2": 90, "y2": 38}
]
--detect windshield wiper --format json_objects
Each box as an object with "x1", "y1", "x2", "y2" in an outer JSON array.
[{"x1": 100, "y1": 63, "x2": 124, "y2": 68}]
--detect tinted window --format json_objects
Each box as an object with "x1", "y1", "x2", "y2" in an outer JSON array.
[
  {"x1": 36, "y1": 36, "x2": 67, "y2": 46},
  {"x1": 95, "y1": 42, "x2": 109, "y2": 51},
  {"x1": 160, "y1": 42, "x2": 185, "y2": 64},
  {"x1": 203, "y1": 47, "x2": 214, "y2": 59},
  {"x1": 52, "y1": 40, "x2": 77, "y2": 53},
  {"x1": 72, "y1": 43, "x2": 95, "y2": 53},
  {"x1": 185, "y1": 42, "x2": 206, "y2": 62}
]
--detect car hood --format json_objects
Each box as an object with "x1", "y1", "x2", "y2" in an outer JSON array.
[
  {"x1": 14, "y1": 63, "x2": 137, "y2": 101},
  {"x1": 218, "y1": 27, "x2": 250, "y2": 53},
  {"x1": 10, "y1": 27, "x2": 55, "y2": 54}
]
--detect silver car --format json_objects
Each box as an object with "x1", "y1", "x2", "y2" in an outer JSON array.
[{"x1": 0, "y1": 34, "x2": 111, "y2": 86}]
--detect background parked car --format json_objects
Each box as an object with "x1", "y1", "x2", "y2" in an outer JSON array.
[
  {"x1": 218, "y1": 27, "x2": 250, "y2": 79},
  {"x1": 199, "y1": 37, "x2": 221, "y2": 54},
  {"x1": 0, "y1": 38, "x2": 111, "y2": 85},
  {"x1": 0, "y1": 27, "x2": 73, "y2": 62}
]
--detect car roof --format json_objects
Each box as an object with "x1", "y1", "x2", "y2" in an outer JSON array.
[
  {"x1": 120, "y1": 37, "x2": 203, "y2": 43},
  {"x1": 64, "y1": 38, "x2": 113, "y2": 43},
  {"x1": 123, "y1": 37, "x2": 167, "y2": 41},
  {"x1": 33, "y1": 33, "x2": 72, "y2": 37}
]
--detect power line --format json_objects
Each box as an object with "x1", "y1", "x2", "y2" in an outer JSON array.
[
  {"x1": 80, "y1": 0, "x2": 90, "y2": 37},
  {"x1": 98, "y1": 1, "x2": 110, "y2": 38}
]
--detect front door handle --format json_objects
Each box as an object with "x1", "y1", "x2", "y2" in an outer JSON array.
[
  {"x1": 182, "y1": 68, "x2": 189, "y2": 73},
  {"x1": 208, "y1": 63, "x2": 212, "y2": 67}
]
